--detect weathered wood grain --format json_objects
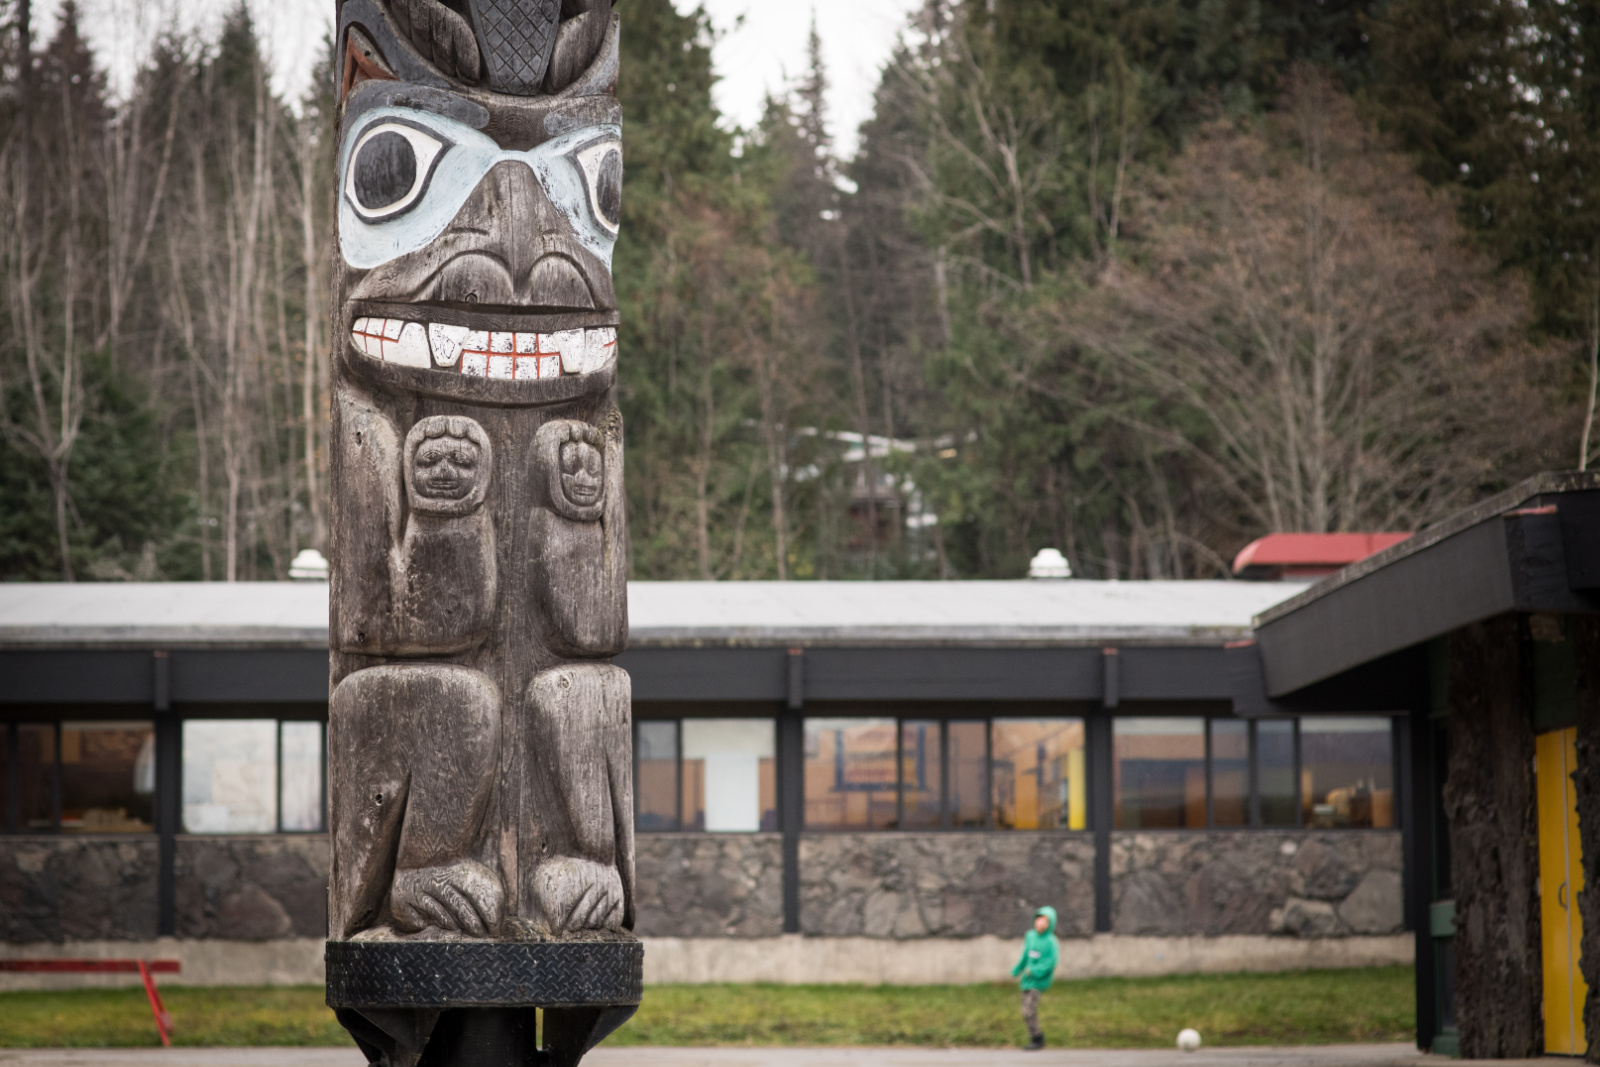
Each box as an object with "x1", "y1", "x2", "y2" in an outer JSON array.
[{"x1": 330, "y1": 0, "x2": 636, "y2": 1059}]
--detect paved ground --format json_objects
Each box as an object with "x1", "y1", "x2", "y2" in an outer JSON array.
[{"x1": 0, "y1": 1047, "x2": 1558, "y2": 1067}]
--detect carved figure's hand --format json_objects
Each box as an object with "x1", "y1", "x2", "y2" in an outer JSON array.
[
  {"x1": 533, "y1": 856, "x2": 625, "y2": 933},
  {"x1": 390, "y1": 859, "x2": 504, "y2": 938}
]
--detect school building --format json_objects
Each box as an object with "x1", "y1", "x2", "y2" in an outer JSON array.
[{"x1": 3, "y1": 469, "x2": 1596, "y2": 1058}]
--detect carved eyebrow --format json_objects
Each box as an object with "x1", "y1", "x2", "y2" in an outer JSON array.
[{"x1": 345, "y1": 81, "x2": 489, "y2": 131}]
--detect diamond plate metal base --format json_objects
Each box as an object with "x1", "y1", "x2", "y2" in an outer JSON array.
[{"x1": 326, "y1": 939, "x2": 643, "y2": 1009}]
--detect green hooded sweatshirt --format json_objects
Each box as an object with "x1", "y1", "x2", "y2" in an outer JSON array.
[{"x1": 1012, "y1": 906, "x2": 1059, "y2": 992}]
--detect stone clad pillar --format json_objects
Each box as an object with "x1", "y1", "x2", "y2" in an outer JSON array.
[{"x1": 323, "y1": 3, "x2": 637, "y2": 1064}]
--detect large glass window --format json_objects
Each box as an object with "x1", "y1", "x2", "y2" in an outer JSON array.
[
  {"x1": 993, "y1": 719, "x2": 1086, "y2": 830},
  {"x1": 805, "y1": 718, "x2": 897, "y2": 830},
  {"x1": 635, "y1": 721, "x2": 679, "y2": 831},
  {"x1": 630, "y1": 711, "x2": 1396, "y2": 835},
  {"x1": 1210, "y1": 719, "x2": 1249, "y2": 827},
  {"x1": 1257, "y1": 719, "x2": 1297, "y2": 827},
  {"x1": 183, "y1": 720, "x2": 326, "y2": 834},
  {"x1": 948, "y1": 720, "x2": 988, "y2": 828},
  {"x1": 900, "y1": 721, "x2": 942, "y2": 829},
  {"x1": 60, "y1": 722, "x2": 154, "y2": 833},
  {"x1": 1301, "y1": 717, "x2": 1394, "y2": 828},
  {"x1": 682, "y1": 720, "x2": 776, "y2": 831},
  {"x1": 279, "y1": 722, "x2": 326, "y2": 833},
  {"x1": 17, "y1": 725, "x2": 58, "y2": 831},
  {"x1": 1114, "y1": 718, "x2": 1206, "y2": 828},
  {"x1": 0, "y1": 726, "x2": 8, "y2": 831}
]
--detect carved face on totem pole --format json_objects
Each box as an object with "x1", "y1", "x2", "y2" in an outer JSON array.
[{"x1": 325, "y1": 2, "x2": 637, "y2": 1061}]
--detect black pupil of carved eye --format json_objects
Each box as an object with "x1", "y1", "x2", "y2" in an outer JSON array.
[
  {"x1": 354, "y1": 130, "x2": 418, "y2": 211},
  {"x1": 594, "y1": 148, "x2": 622, "y2": 226}
]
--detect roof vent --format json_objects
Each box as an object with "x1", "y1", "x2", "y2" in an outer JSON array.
[
  {"x1": 1028, "y1": 547, "x2": 1072, "y2": 580},
  {"x1": 289, "y1": 549, "x2": 329, "y2": 582}
]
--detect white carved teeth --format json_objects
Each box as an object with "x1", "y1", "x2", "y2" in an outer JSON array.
[{"x1": 350, "y1": 319, "x2": 620, "y2": 381}]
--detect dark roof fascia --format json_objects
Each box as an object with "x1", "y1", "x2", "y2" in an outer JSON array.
[
  {"x1": 2, "y1": 642, "x2": 1255, "y2": 708},
  {"x1": 1253, "y1": 472, "x2": 1600, "y2": 698}
]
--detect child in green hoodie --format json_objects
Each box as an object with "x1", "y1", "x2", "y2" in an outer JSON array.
[{"x1": 1011, "y1": 905, "x2": 1059, "y2": 1050}]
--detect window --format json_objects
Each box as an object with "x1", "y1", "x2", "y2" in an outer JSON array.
[
  {"x1": 682, "y1": 720, "x2": 776, "y2": 831},
  {"x1": 948, "y1": 721, "x2": 988, "y2": 828},
  {"x1": 1301, "y1": 717, "x2": 1394, "y2": 828},
  {"x1": 899, "y1": 721, "x2": 942, "y2": 829},
  {"x1": 1210, "y1": 719, "x2": 1249, "y2": 827},
  {"x1": 635, "y1": 721, "x2": 679, "y2": 831},
  {"x1": 1257, "y1": 719, "x2": 1297, "y2": 827},
  {"x1": 182, "y1": 720, "x2": 326, "y2": 834},
  {"x1": 2, "y1": 723, "x2": 151, "y2": 834},
  {"x1": 12, "y1": 725, "x2": 59, "y2": 831},
  {"x1": 992, "y1": 719, "x2": 1086, "y2": 830},
  {"x1": 803, "y1": 716, "x2": 1085, "y2": 831},
  {"x1": 1114, "y1": 718, "x2": 1206, "y2": 829},
  {"x1": 633, "y1": 718, "x2": 776, "y2": 832},
  {"x1": 60, "y1": 722, "x2": 155, "y2": 833},
  {"x1": 632, "y1": 711, "x2": 1397, "y2": 835},
  {"x1": 805, "y1": 718, "x2": 897, "y2": 830}
]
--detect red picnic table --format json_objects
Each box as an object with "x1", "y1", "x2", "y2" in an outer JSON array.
[{"x1": 0, "y1": 958, "x2": 179, "y2": 1045}]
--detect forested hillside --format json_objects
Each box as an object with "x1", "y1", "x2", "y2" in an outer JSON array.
[{"x1": 0, "y1": 0, "x2": 1590, "y2": 582}]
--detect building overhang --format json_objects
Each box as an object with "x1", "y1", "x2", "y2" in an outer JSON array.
[{"x1": 1251, "y1": 471, "x2": 1600, "y2": 700}]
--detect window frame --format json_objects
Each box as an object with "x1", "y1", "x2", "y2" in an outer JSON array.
[
  {"x1": 625, "y1": 708, "x2": 1400, "y2": 837},
  {"x1": 179, "y1": 717, "x2": 329, "y2": 836}
]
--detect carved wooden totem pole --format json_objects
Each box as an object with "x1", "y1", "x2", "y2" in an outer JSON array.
[{"x1": 324, "y1": 2, "x2": 638, "y2": 1064}]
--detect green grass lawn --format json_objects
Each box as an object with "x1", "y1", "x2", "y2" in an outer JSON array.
[{"x1": 0, "y1": 967, "x2": 1415, "y2": 1049}]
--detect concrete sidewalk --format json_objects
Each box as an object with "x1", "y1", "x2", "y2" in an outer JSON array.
[{"x1": 0, "y1": 1047, "x2": 1555, "y2": 1067}]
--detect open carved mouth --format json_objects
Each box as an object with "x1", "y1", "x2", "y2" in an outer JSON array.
[{"x1": 350, "y1": 316, "x2": 617, "y2": 380}]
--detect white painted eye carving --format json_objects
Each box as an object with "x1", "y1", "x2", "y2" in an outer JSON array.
[
  {"x1": 345, "y1": 121, "x2": 449, "y2": 223},
  {"x1": 574, "y1": 139, "x2": 622, "y2": 236}
]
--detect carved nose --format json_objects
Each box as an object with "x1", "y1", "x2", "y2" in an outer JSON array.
[{"x1": 438, "y1": 161, "x2": 600, "y2": 310}]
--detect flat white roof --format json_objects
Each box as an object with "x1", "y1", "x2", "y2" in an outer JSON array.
[{"x1": 0, "y1": 580, "x2": 1307, "y2": 648}]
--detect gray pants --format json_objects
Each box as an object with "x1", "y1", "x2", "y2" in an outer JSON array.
[{"x1": 1021, "y1": 988, "x2": 1043, "y2": 1039}]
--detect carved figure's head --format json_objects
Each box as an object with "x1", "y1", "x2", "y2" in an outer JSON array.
[
  {"x1": 560, "y1": 438, "x2": 603, "y2": 506},
  {"x1": 336, "y1": 0, "x2": 621, "y2": 406},
  {"x1": 535, "y1": 419, "x2": 606, "y2": 521},
  {"x1": 406, "y1": 415, "x2": 494, "y2": 514}
]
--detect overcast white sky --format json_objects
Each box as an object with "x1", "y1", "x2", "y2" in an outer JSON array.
[{"x1": 43, "y1": 0, "x2": 921, "y2": 157}]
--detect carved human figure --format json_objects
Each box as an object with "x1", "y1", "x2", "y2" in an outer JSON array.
[{"x1": 326, "y1": 2, "x2": 634, "y2": 1064}]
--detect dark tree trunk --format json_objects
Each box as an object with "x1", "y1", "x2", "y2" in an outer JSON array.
[
  {"x1": 1570, "y1": 614, "x2": 1600, "y2": 1063},
  {"x1": 1443, "y1": 614, "x2": 1542, "y2": 1058}
]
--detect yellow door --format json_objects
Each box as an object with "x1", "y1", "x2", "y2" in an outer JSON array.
[{"x1": 1537, "y1": 727, "x2": 1589, "y2": 1054}]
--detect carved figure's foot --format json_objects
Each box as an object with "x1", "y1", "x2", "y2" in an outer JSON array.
[
  {"x1": 391, "y1": 859, "x2": 505, "y2": 938},
  {"x1": 533, "y1": 857, "x2": 624, "y2": 933}
]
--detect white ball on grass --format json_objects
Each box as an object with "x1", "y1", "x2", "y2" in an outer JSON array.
[{"x1": 1177, "y1": 1028, "x2": 1202, "y2": 1052}]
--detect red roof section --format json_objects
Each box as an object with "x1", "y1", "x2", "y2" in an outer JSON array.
[{"x1": 1232, "y1": 532, "x2": 1411, "y2": 576}]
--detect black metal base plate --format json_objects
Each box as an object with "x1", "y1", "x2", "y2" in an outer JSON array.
[{"x1": 326, "y1": 939, "x2": 643, "y2": 1010}]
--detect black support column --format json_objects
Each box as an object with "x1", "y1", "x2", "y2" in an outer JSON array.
[
  {"x1": 1089, "y1": 697, "x2": 1115, "y2": 931},
  {"x1": 153, "y1": 651, "x2": 180, "y2": 937},
  {"x1": 779, "y1": 649, "x2": 805, "y2": 934}
]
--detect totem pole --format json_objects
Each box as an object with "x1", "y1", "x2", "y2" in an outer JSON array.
[{"x1": 323, "y1": 2, "x2": 637, "y2": 1064}]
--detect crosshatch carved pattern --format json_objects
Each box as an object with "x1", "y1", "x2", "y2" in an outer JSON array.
[
  {"x1": 471, "y1": 0, "x2": 560, "y2": 93},
  {"x1": 325, "y1": 940, "x2": 644, "y2": 1008}
]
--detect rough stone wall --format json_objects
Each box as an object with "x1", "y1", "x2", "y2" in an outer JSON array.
[
  {"x1": 1111, "y1": 831, "x2": 1404, "y2": 938},
  {"x1": 799, "y1": 832, "x2": 1096, "y2": 938},
  {"x1": 633, "y1": 833, "x2": 783, "y2": 937},
  {"x1": 175, "y1": 836, "x2": 328, "y2": 940},
  {"x1": 0, "y1": 837, "x2": 159, "y2": 942},
  {"x1": 1444, "y1": 615, "x2": 1542, "y2": 1059}
]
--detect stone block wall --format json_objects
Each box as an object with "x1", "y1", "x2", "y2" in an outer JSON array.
[
  {"x1": 799, "y1": 832, "x2": 1096, "y2": 938},
  {"x1": 3, "y1": 830, "x2": 1403, "y2": 945},
  {"x1": 1110, "y1": 831, "x2": 1404, "y2": 938},
  {"x1": 175, "y1": 836, "x2": 328, "y2": 940},
  {"x1": 0, "y1": 837, "x2": 159, "y2": 942},
  {"x1": 633, "y1": 833, "x2": 783, "y2": 937}
]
